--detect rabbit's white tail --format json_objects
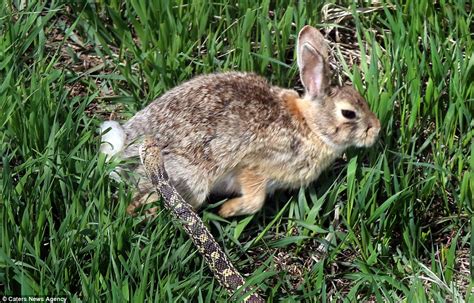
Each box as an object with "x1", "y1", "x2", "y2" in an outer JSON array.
[{"x1": 100, "y1": 121, "x2": 126, "y2": 160}]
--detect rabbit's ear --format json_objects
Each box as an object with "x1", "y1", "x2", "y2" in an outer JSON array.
[{"x1": 297, "y1": 26, "x2": 330, "y2": 99}]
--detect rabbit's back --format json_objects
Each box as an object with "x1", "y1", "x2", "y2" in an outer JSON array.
[{"x1": 123, "y1": 72, "x2": 298, "y2": 166}]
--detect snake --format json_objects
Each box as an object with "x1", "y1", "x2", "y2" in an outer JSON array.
[{"x1": 139, "y1": 137, "x2": 264, "y2": 302}]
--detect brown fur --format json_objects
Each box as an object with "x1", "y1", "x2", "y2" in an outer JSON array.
[
  {"x1": 111, "y1": 26, "x2": 381, "y2": 217},
  {"x1": 218, "y1": 169, "x2": 266, "y2": 217},
  {"x1": 281, "y1": 89, "x2": 309, "y2": 126}
]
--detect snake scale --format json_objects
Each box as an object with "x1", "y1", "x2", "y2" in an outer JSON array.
[{"x1": 139, "y1": 137, "x2": 264, "y2": 302}]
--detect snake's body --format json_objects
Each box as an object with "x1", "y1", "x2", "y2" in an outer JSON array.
[{"x1": 139, "y1": 138, "x2": 264, "y2": 302}]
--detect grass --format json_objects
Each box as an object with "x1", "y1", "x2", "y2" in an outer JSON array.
[{"x1": 1, "y1": 0, "x2": 473, "y2": 301}]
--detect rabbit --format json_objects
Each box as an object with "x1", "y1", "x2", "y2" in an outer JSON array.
[{"x1": 100, "y1": 25, "x2": 381, "y2": 218}]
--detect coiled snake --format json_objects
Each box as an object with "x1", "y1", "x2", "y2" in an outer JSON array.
[{"x1": 139, "y1": 137, "x2": 264, "y2": 302}]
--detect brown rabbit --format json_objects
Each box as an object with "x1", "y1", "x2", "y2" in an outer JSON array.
[{"x1": 100, "y1": 25, "x2": 381, "y2": 217}]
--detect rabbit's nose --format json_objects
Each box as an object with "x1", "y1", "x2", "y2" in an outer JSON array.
[
  {"x1": 367, "y1": 118, "x2": 381, "y2": 135},
  {"x1": 368, "y1": 116, "x2": 381, "y2": 130},
  {"x1": 366, "y1": 123, "x2": 374, "y2": 132}
]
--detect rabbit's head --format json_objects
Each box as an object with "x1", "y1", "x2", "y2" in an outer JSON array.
[{"x1": 296, "y1": 26, "x2": 380, "y2": 150}]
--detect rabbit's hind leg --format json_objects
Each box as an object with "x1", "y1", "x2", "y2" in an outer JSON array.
[
  {"x1": 127, "y1": 190, "x2": 159, "y2": 216},
  {"x1": 126, "y1": 179, "x2": 208, "y2": 217},
  {"x1": 218, "y1": 169, "x2": 267, "y2": 218},
  {"x1": 164, "y1": 155, "x2": 210, "y2": 210},
  {"x1": 126, "y1": 156, "x2": 209, "y2": 216},
  {"x1": 126, "y1": 175, "x2": 160, "y2": 216}
]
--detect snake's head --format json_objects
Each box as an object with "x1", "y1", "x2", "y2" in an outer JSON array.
[{"x1": 139, "y1": 136, "x2": 166, "y2": 178}]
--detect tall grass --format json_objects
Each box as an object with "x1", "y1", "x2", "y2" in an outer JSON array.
[{"x1": 1, "y1": 0, "x2": 473, "y2": 301}]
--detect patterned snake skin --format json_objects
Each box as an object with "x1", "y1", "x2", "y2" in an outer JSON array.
[{"x1": 139, "y1": 137, "x2": 264, "y2": 302}]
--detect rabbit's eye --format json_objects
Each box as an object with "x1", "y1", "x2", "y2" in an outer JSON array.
[{"x1": 341, "y1": 109, "x2": 356, "y2": 119}]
